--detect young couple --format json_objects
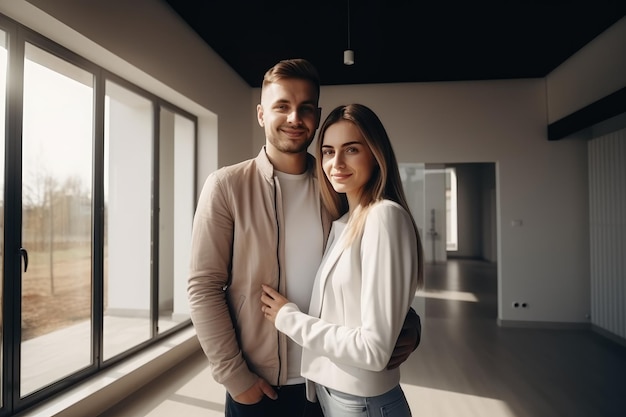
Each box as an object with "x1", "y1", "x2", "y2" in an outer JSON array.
[{"x1": 188, "y1": 58, "x2": 423, "y2": 417}]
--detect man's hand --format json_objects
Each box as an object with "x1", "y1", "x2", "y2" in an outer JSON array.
[
  {"x1": 233, "y1": 377, "x2": 277, "y2": 404},
  {"x1": 387, "y1": 308, "x2": 421, "y2": 370},
  {"x1": 387, "y1": 326, "x2": 418, "y2": 369}
]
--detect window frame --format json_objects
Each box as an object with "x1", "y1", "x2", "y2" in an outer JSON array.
[{"x1": 0, "y1": 15, "x2": 195, "y2": 416}]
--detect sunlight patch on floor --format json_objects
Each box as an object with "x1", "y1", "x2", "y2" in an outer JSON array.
[
  {"x1": 144, "y1": 399, "x2": 222, "y2": 417},
  {"x1": 402, "y1": 383, "x2": 516, "y2": 417},
  {"x1": 417, "y1": 290, "x2": 479, "y2": 302}
]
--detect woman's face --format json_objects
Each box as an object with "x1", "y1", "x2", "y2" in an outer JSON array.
[{"x1": 321, "y1": 120, "x2": 377, "y2": 208}]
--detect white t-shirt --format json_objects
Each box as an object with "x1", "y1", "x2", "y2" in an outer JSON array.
[{"x1": 275, "y1": 170, "x2": 323, "y2": 383}]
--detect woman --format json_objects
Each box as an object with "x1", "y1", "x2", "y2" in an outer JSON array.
[{"x1": 261, "y1": 103, "x2": 423, "y2": 417}]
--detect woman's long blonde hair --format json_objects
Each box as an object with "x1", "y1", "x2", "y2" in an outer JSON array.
[{"x1": 315, "y1": 104, "x2": 423, "y2": 288}]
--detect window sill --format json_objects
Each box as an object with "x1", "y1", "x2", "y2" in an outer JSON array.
[{"x1": 17, "y1": 326, "x2": 200, "y2": 417}]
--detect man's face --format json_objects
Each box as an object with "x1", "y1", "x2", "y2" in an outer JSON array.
[{"x1": 257, "y1": 78, "x2": 321, "y2": 155}]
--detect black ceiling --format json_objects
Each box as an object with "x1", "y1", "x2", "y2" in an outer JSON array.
[{"x1": 164, "y1": 1, "x2": 626, "y2": 88}]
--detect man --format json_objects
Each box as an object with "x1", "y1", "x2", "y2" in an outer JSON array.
[{"x1": 188, "y1": 58, "x2": 420, "y2": 416}]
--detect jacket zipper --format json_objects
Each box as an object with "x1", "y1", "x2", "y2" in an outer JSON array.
[{"x1": 272, "y1": 176, "x2": 282, "y2": 386}]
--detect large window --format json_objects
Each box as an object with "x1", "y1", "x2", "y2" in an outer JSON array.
[
  {"x1": 103, "y1": 80, "x2": 153, "y2": 360},
  {"x1": 158, "y1": 109, "x2": 195, "y2": 334},
  {"x1": 20, "y1": 42, "x2": 94, "y2": 396},
  {"x1": 0, "y1": 20, "x2": 195, "y2": 415}
]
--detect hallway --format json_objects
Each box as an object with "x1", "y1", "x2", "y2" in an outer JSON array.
[{"x1": 98, "y1": 260, "x2": 626, "y2": 417}]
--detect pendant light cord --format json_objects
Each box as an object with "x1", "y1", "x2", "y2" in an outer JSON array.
[{"x1": 347, "y1": 0, "x2": 351, "y2": 49}]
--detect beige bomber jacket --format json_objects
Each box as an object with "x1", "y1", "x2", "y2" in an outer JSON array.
[{"x1": 188, "y1": 147, "x2": 332, "y2": 397}]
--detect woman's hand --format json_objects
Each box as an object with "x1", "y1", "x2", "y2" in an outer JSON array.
[{"x1": 260, "y1": 284, "x2": 289, "y2": 323}]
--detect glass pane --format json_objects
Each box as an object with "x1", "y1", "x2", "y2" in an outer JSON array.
[
  {"x1": 399, "y1": 163, "x2": 426, "y2": 237},
  {"x1": 399, "y1": 163, "x2": 426, "y2": 318},
  {"x1": 103, "y1": 80, "x2": 153, "y2": 360},
  {"x1": 21, "y1": 43, "x2": 94, "y2": 396},
  {"x1": 446, "y1": 167, "x2": 458, "y2": 251},
  {"x1": 0, "y1": 28, "x2": 7, "y2": 407},
  {"x1": 158, "y1": 109, "x2": 194, "y2": 333}
]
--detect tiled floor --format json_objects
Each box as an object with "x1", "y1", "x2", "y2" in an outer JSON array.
[{"x1": 98, "y1": 260, "x2": 626, "y2": 417}]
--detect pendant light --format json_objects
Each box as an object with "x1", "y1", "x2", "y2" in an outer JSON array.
[{"x1": 344, "y1": 0, "x2": 354, "y2": 65}]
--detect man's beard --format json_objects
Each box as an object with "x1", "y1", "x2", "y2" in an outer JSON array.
[{"x1": 268, "y1": 132, "x2": 314, "y2": 154}]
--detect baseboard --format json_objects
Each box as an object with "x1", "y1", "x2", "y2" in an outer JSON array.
[
  {"x1": 497, "y1": 319, "x2": 590, "y2": 330},
  {"x1": 591, "y1": 324, "x2": 626, "y2": 349}
]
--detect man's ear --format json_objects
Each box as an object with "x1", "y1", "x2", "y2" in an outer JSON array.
[
  {"x1": 315, "y1": 107, "x2": 322, "y2": 129},
  {"x1": 257, "y1": 104, "x2": 265, "y2": 127}
]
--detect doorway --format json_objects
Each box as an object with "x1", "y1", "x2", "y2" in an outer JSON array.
[{"x1": 402, "y1": 162, "x2": 498, "y2": 320}]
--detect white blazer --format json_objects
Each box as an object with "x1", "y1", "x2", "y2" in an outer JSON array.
[{"x1": 275, "y1": 200, "x2": 419, "y2": 399}]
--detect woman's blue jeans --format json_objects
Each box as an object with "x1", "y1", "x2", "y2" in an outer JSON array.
[{"x1": 315, "y1": 383, "x2": 412, "y2": 417}]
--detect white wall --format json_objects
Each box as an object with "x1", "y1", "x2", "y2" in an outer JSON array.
[{"x1": 4, "y1": 0, "x2": 623, "y2": 328}]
